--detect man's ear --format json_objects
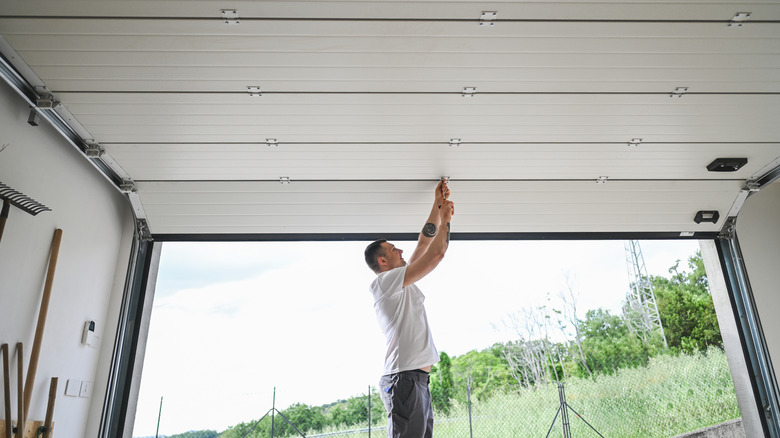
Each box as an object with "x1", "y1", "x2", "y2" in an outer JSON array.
[{"x1": 377, "y1": 256, "x2": 387, "y2": 267}]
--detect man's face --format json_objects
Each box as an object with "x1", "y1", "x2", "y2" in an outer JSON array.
[{"x1": 381, "y1": 242, "x2": 406, "y2": 269}]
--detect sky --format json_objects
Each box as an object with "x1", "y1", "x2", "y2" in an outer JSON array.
[{"x1": 132, "y1": 238, "x2": 700, "y2": 437}]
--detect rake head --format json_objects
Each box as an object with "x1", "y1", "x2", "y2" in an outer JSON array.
[{"x1": 0, "y1": 181, "x2": 51, "y2": 216}]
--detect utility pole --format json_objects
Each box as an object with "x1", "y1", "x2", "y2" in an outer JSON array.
[
  {"x1": 624, "y1": 240, "x2": 668, "y2": 348},
  {"x1": 155, "y1": 396, "x2": 163, "y2": 438}
]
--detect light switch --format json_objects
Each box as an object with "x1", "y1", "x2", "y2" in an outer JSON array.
[
  {"x1": 65, "y1": 379, "x2": 82, "y2": 397},
  {"x1": 79, "y1": 381, "x2": 91, "y2": 398}
]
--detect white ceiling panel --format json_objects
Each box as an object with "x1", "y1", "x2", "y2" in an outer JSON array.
[
  {"x1": 105, "y1": 143, "x2": 779, "y2": 181},
  {"x1": 2, "y1": 1, "x2": 780, "y2": 20},
  {"x1": 1, "y1": 1, "x2": 779, "y2": 236},
  {"x1": 135, "y1": 180, "x2": 743, "y2": 235}
]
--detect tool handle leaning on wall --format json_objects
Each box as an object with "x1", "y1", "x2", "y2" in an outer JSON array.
[
  {"x1": 0, "y1": 199, "x2": 9, "y2": 244},
  {"x1": 17, "y1": 343, "x2": 24, "y2": 438},
  {"x1": 42, "y1": 378, "x2": 57, "y2": 438},
  {"x1": 2, "y1": 344, "x2": 12, "y2": 438},
  {"x1": 23, "y1": 229, "x2": 62, "y2": 419}
]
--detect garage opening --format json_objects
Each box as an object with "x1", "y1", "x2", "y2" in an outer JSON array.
[{"x1": 128, "y1": 239, "x2": 744, "y2": 438}]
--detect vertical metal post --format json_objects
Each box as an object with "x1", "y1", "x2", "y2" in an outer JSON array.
[
  {"x1": 718, "y1": 235, "x2": 780, "y2": 437},
  {"x1": 467, "y1": 378, "x2": 474, "y2": 438},
  {"x1": 368, "y1": 386, "x2": 371, "y2": 438},
  {"x1": 271, "y1": 387, "x2": 276, "y2": 438},
  {"x1": 155, "y1": 396, "x2": 163, "y2": 438},
  {"x1": 558, "y1": 383, "x2": 571, "y2": 438}
]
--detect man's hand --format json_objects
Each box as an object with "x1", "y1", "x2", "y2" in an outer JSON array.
[
  {"x1": 435, "y1": 179, "x2": 450, "y2": 208},
  {"x1": 439, "y1": 199, "x2": 454, "y2": 221}
]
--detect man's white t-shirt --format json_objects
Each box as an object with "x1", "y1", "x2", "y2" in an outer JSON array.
[{"x1": 370, "y1": 265, "x2": 440, "y2": 375}]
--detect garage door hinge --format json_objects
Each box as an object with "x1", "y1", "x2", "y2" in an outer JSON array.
[
  {"x1": 728, "y1": 12, "x2": 750, "y2": 27},
  {"x1": 221, "y1": 9, "x2": 240, "y2": 25},
  {"x1": 596, "y1": 176, "x2": 608, "y2": 184},
  {"x1": 480, "y1": 11, "x2": 497, "y2": 26},
  {"x1": 119, "y1": 179, "x2": 136, "y2": 193},
  {"x1": 247, "y1": 86, "x2": 262, "y2": 97},
  {"x1": 84, "y1": 140, "x2": 105, "y2": 158},
  {"x1": 280, "y1": 177, "x2": 291, "y2": 184},
  {"x1": 36, "y1": 94, "x2": 60, "y2": 109},
  {"x1": 670, "y1": 87, "x2": 688, "y2": 98}
]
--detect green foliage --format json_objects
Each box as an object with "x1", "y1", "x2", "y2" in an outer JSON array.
[
  {"x1": 218, "y1": 420, "x2": 261, "y2": 438},
  {"x1": 280, "y1": 403, "x2": 326, "y2": 434},
  {"x1": 579, "y1": 308, "x2": 653, "y2": 375},
  {"x1": 167, "y1": 430, "x2": 219, "y2": 438},
  {"x1": 430, "y1": 351, "x2": 455, "y2": 413},
  {"x1": 652, "y1": 251, "x2": 723, "y2": 354},
  {"x1": 449, "y1": 346, "x2": 513, "y2": 402},
  {"x1": 209, "y1": 249, "x2": 730, "y2": 438}
]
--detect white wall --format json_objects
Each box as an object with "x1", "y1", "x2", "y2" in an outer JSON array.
[
  {"x1": 736, "y1": 180, "x2": 780, "y2": 385},
  {"x1": 0, "y1": 82, "x2": 135, "y2": 438}
]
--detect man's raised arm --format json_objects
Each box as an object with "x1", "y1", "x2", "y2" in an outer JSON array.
[
  {"x1": 408, "y1": 179, "x2": 450, "y2": 265},
  {"x1": 403, "y1": 198, "x2": 454, "y2": 287}
]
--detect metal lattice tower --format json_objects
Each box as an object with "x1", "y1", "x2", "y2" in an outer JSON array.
[{"x1": 624, "y1": 240, "x2": 668, "y2": 348}]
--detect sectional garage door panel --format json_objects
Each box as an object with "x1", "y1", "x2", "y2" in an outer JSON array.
[
  {"x1": 136, "y1": 180, "x2": 743, "y2": 235},
  {"x1": 1, "y1": 1, "x2": 779, "y2": 236}
]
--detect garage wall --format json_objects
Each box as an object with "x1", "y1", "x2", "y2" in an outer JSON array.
[
  {"x1": 736, "y1": 180, "x2": 780, "y2": 386},
  {"x1": 0, "y1": 82, "x2": 135, "y2": 438}
]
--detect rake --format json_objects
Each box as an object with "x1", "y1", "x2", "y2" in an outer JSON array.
[{"x1": 0, "y1": 181, "x2": 51, "y2": 243}]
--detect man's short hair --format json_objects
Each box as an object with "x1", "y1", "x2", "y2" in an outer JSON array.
[{"x1": 365, "y1": 239, "x2": 388, "y2": 274}]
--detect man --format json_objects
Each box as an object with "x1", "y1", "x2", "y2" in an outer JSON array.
[{"x1": 364, "y1": 179, "x2": 454, "y2": 438}]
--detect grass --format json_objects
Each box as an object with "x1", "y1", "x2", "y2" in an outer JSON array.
[{"x1": 310, "y1": 348, "x2": 740, "y2": 438}]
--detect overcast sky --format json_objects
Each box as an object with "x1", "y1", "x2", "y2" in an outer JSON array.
[{"x1": 132, "y1": 239, "x2": 700, "y2": 437}]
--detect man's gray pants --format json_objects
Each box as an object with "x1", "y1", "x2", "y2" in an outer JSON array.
[{"x1": 379, "y1": 370, "x2": 434, "y2": 438}]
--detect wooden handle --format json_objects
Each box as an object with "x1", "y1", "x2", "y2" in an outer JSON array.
[
  {"x1": 16, "y1": 343, "x2": 24, "y2": 438},
  {"x1": 43, "y1": 378, "x2": 57, "y2": 438},
  {"x1": 2, "y1": 344, "x2": 12, "y2": 438},
  {"x1": 0, "y1": 199, "x2": 9, "y2": 244},
  {"x1": 24, "y1": 229, "x2": 62, "y2": 418}
]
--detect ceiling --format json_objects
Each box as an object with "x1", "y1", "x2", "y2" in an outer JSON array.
[{"x1": 1, "y1": 1, "x2": 779, "y2": 237}]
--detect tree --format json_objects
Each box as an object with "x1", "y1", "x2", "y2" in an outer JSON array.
[
  {"x1": 169, "y1": 431, "x2": 219, "y2": 438},
  {"x1": 579, "y1": 308, "x2": 652, "y2": 375},
  {"x1": 430, "y1": 351, "x2": 454, "y2": 414},
  {"x1": 280, "y1": 403, "x2": 326, "y2": 435},
  {"x1": 450, "y1": 346, "x2": 512, "y2": 402},
  {"x1": 501, "y1": 303, "x2": 565, "y2": 387},
  {"x1": 652, "y1": 251, "x2": 723, "y2": 354},
  {"x1": 557, "y1": 274, "x2": 593, "y2": 378}
]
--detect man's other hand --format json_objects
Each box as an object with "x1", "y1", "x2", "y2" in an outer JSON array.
[
  {"x1": 439, "y1": 200, "x2": 454, "y2": 221},
  {"x1": 436, "y1": 179, "x2": 450, "y2": 208}
]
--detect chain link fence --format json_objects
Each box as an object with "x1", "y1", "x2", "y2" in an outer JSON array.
[{"x1": 233, "y1": 348, "x2": 739, "y2": 438}]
